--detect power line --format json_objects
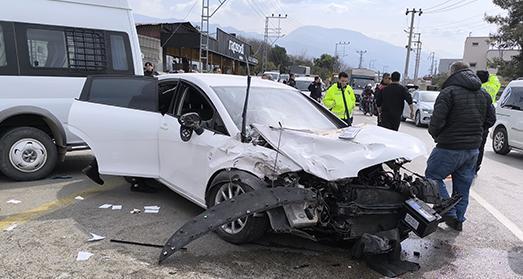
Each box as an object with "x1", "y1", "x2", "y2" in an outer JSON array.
[
  {"x1": 161, "y1": 0, "x2": 199, "y2": 48},
  {"x1": 425, "y1": 0, "x2": 481, "y2": 14},
  {"x1": 423, "y1": 0, "x2": 459, "y2": 11}
]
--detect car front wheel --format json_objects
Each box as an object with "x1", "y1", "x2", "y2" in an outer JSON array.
[
  {"x1": 0, "y1": 127, "x2": 57, "y2": 181},
  {"x1": 207, "y1": 179, "x2": 268, "y2": 244},
  {"x1": 493, "y1": 127, "x2": 511, "y2": 155}
]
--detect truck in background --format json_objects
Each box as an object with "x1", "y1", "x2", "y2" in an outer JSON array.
[
  {"x1": 290, "y1": 65, "x2": 311, "y2": 77},
  {"x1": 348, "y1": 68, "x2": 378, "y2": 103}
]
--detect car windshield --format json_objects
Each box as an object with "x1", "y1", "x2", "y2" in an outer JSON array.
[
  {"x1": 295, "y1": 80, "x2": 311, "y2": 91},
  {"x1": 420, "y1": 92, "x2": 439, "y2": 102},
  {"x1": 213, "y1": 86, "x2": 338, "y2": 131}
]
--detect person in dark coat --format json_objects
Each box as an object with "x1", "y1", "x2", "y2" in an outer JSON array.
[
  {"x1": 375, "y1": 71, "x2": 413, "y2": 131},
  {"x1": 144, "y1": 62, "x2": 159, "y2": 77},
  {"x1": 308, "y1": 76, "x2": 323, "y2": 102},
  {"x1": 475, "y1": 70, "x2": 497, "y2": 173},
  {"x1": 374, "y1": 73, "x2": 391, "y2": 124},
  {"x1": 425, "y1": 62, "x2": 491, "y2": 231},
  {"x1": 287, "y1": 74, "x2": 297, "y2": 88}
]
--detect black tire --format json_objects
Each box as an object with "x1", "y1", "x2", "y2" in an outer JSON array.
[
  {"x1": 207, "y1": 177, "x2": 268, "y2": 244},
  {"x1": 0, "y1": 127, "x2": 57, "y2": 181},
  {"x1": 492, "y1": 126, "x2": 510, "y2": 155},
  {"x1": 415, "y1": 111, "x2": 422, "y2": 127}
]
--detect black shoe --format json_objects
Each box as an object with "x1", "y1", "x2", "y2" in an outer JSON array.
[
  {"x1": 444, "y1": 216, "x2": 463, "y2": 231},
  {"x1": 82, "y1": 165, "x2": 104, "y2": 185}
]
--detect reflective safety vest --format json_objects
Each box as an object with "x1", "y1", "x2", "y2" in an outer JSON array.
[
  {"x1": 322, "y1": 83, "x2": 356, "y2": 120},
  {"x1": 482, "y1": 74, "x2": 501, "y2": 103}
]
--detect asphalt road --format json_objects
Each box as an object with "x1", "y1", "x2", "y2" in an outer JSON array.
[{"x1": 1, "y1": 110, "x2": 522, "y2": 279}]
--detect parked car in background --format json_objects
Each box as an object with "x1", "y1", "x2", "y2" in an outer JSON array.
[
  {"x1": 492, "y1": 80, "x2": 523, "y2": 155},
  {"x1": 294, "y1": 76, "x2": 325, "y2": 96},
  {"x1": 402, "y1": 90, "x2": 440, "y2": 127},
  {"x1": 262, "y1": 71, "x2": 280, "y2": 82},
  {"x1": 0, "y1": 0, "x2": 142, "y2": 181},
  {"x1": 278, "y1": 73, "x2": 289, "y2": 83}
]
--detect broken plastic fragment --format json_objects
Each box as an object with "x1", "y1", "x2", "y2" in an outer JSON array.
[
  {"x1": 6, "y1": 199, "x2": 21, "y2": 204},
  {"x1": 4, "y1": 224, "x2": 17, "y2": 231},
  {"x1": 87, "y1": 233, "x2": 105, "y2": 242},
  {"x1": 144, "y1": 206, "x2": 160, "y2": 214},
  {"x1": 75, "y1": 196, "x2": 84, "y2": 201},
  {"x1": 76, "y1": 251, "x2": 94, "y2": 261},
  {"x1": 112, "y1": 205, "x2": 122, "y2": 210},
  {"x1": 98, "y1": 204, "x2": 112, "y2": 209},
  {"x1": 130, "y1": 209, "x2": 141, "y2": 214}
]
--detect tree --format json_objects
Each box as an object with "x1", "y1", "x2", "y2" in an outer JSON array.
[
  {"x1": 270, "y1": 45, "x2": 290, "y2": 73},
  {"x1": 486, "y1": 1, "x2": 523, "y2": 79},
  {"x1": 312, "y1": 54, "x2": 341, "y2": 80}
]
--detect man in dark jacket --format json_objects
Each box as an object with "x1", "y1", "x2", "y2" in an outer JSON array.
[
  {"x1": 475, "y1": 70, "x2": 497, "y2": 173},
  {"x1": 288, "y1": 74, "x2": 297, "y2": 88},
  {"x1": 308, "y1": 76, "x2": 323, "y2": 102},
  {"x1": 375, "y1": 73, "x2": 391, "y2": 125},
  {"x1": 425, "y1": 62, "x2": 490, "y2": 231},
  {"x1": 375, "y1": 71, "x2": 413, "y2": 131}
]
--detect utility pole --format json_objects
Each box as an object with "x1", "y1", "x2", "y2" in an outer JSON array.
[
  {"x1": 413, "y1": 33, "x2": 422, "y2": 83},
  {"x1": 403, "y1": 8, "x2": 422, "y2": 83},
  {"x1": 200, "y1": 0, "x2": 228, "y2": 72},
  {"x1": 429, "y1": 52, "x2": 436, "y2": 77},
  {"x1": 356, "y1": 50, "x2": 367, "y2": 69},
  {"x1": 334, "y1": 41, "x2": 350, "y2": 72},
  {"x1": 262, "y1": 14, "x2": 287, "y2": 72}
]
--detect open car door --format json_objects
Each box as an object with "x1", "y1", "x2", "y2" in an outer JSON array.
[{"x1": 68, "y1": 76, "x2": 162, "y2": 178}]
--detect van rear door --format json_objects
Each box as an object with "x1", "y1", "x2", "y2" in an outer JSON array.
[{"x1": 68, "y1": 76, "x2": 161, "y2": 178}]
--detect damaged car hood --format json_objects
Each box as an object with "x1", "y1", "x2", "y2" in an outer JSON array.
[{"x1": 253, "y1": 124, "x2": 427, "y2": 181}]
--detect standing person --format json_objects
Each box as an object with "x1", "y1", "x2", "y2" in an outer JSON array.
[
  {"x1": 287, "y1": 74, "x2": 297, "y2": 88},
  {"x1": 375, "y1": 73, "x2": 391, "y2": 125},
  {"x1": 323, "y1": 72, "x2": 356, "y2": 125},
  {"x1": 425, "y1": 62, "x2": 490, "y2": 231},
  {"x1": 476, "y1": 71, "x2": 501, "y2": 103},
  {"x1": 308, "y1": 76, "x2": 323, "y2": 102},
  {"x1": 375, "y1": 72, "x2": 413, "y2": 131},
  {"x1": 362, "y1": 84, "x2": 374, "y2": 116},
  {"x1": 475, "y1": 70, "x2": 497, "y2": 173},
  {"x1": 144, "y1": 62, "x2": 159, "y2": 77},
  {"x1": 213, "y1": 67, "x2": 222, "y2": 74}
]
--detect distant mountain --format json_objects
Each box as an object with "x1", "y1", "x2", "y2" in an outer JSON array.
[{"x1": 133, "y1": 14, "x2": 431, "y2": 77}]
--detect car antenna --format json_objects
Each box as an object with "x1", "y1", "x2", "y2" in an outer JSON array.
[{"x1": 241, "y1": 53, "x2": 252, "y2": 143}]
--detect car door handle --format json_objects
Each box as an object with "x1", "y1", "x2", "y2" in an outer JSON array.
[{"x1": 160, "y1": 123, "x2": 169, "y2": 130}]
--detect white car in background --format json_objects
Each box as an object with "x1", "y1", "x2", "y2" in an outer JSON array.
[
  {"x1": 402, "y1": 90, "x2": 440, "y2": 127},
  {"x1": 492, "y1": 80, "x2": 523, "y2": 155},
  {"x1": 294, "y1": 76, "x2": 325, "y2": 96}
]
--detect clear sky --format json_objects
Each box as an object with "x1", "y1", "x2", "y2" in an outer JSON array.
[{"x1": 129, "y1": 0, "x2": 505, "y2": 59}]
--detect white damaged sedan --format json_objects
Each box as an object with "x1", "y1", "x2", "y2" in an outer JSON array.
[{"x1": 68, "y1": 74, "x2": 459, "y2": 275}]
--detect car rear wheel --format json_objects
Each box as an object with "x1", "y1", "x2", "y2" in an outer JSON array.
[
  {"x1": 0, "y1": 127, "x2": 57, "y2": 181},
  {"x1": 493, "y1": 127, "x2": 511, "y2": 155},
  {"x1": 207, "y1": 179, "x2": 268, "y2": 244},
  {"x1": 415, "y1": 111, "x2": 422, "y2": 127}
]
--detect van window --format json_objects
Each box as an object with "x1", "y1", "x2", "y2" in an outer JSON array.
[
  {"x1": 27, "y1": 29, "x2": 68, "y2": 68},
  {"x1": 0, "y1": 25, "x2": 6, "y2": 67},
  {"x1": 110, "y1": 34, "x2": 128, "y2": 71},
  {"x1": 85, "y1": 77, "x2": 157, "y2": 112},
  {"x1": 66, "y1": 29, "x2": 106, "y2": 71},
  {"x1": 500, "y1": 87, "x2": 523, "y2": 111}
]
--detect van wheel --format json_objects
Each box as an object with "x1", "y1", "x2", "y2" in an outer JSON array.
[
  {"x1": 493, "y1": 127, "x2": 510, "y2": 155},
  {"x1": 0, "y1": 127, "x2": 57, "y2": 181},
  {"x1": 207, "y1": 178, "x2": 268, "y2": 244}
]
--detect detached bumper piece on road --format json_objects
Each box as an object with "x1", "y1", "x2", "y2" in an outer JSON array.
[{"x1": 159, "y1": 186, "x2": 461, "y2": 277}]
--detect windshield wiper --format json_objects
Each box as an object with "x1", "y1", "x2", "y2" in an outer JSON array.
[{"x1": 241, "y1": 54, "x2": 252, "y2": 143}]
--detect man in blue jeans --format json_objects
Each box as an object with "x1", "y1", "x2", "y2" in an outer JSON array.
[{"x1": 425, "y1": 62, "x2": 492, "y2": 231}]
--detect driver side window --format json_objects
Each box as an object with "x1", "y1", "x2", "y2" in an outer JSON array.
[{"x1": 174, "y1": 82, "x2": 228, "y2": 135}]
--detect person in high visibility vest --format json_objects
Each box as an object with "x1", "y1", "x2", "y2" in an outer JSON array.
[
  {"x1": 476, "y1": 71, "x2": 501, "y2": 103},
  {"x1": 322, "y1": 72, "x2": 356, "y2": 125}
]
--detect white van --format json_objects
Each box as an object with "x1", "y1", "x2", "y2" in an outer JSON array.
[
  {"x1": 0, "y1": 0, "x2": 143, "y2": 181},
  {"x1": 492, "y1": 80, "x2": 523, "y2": 155}
]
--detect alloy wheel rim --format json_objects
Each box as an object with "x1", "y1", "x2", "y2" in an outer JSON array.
[
  {"x1": 214, "y1": 183, "x2": 247, "y2": 234},
  {"x1": 494, "y1": 132, "x2": 505, "y2": 151},
  {"x1": 9, "y1": 138, "x2": 47, "y2": 173}
]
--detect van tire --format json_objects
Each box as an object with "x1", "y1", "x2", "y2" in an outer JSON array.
[
  {"x1": 0, "y1": 127, "x2": 57, "y2": 181},
  {"x1": 492, "y1": 127, "x2": 510, "y2": 155}
]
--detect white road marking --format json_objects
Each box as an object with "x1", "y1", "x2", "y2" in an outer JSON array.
[{"x1": 470, "y1": 189, "x2": 523, "y2": 242}]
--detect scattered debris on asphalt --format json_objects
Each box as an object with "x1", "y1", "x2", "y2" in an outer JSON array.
[
  {"x1": 4, "y1": 224, "x2": 17, "y2": 231},
  {"x1": 144, "y1": 206, "x2": 160, "y2": 214},
  {"x1": 87, "y1": 233, "x2": 105, "y2": 242},
  {"x1": 6, "y1": 199, "x2": 21, "y2": 204},
  {"x1": 76, "y1": 251, "x2": 94, "y2": 261},
  {"x1": 99, "y1": 204, "x2": 112, "y2": 209},
  {"x1": 130, "y1": 209, "x2": 141, "y2": 214},
  {"x1": 293, "y1": 264, "x2": 310, "y2": 270},
  {"x1": 331, "y1": 263, "x2": 341, "y2": 267},
  {"x1": 111, "y1": 205, "x2": 122, "y2": 210},
  {"x1": 75, "y1": 196, "x2": 84, "y2": 201},
  {"x1": 110, "y1": 239, "x2": 164, "y2": 248}
]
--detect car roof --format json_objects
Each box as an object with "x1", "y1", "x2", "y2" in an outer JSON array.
[
  {"x1": 158, "y1": 73, "x2": 293, "y2": 89},
  {"x1": 295, "y1": 76, "x2": 315, "y2": 81},
  {"x1": 508, "y1": 80, "x2": 523, "y2": 87},
  {"x1": 416, "y1": 90, "x2": 440, "y2": 94}
]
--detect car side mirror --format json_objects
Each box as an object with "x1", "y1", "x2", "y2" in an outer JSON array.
[{"x1": 178, "y1": 112, "x2": 204, "y2": 142}]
